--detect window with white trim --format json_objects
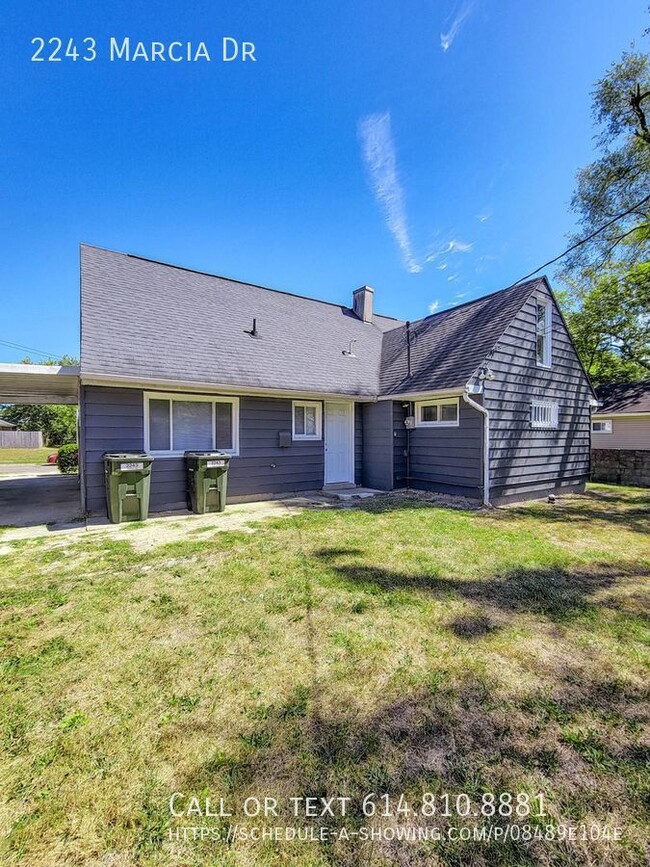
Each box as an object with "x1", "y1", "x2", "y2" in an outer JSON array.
[
  {"x1": 144, "y1": 393, "x2": 239, "y2": 455},
  {"x1": 292, "y1": 401, "x2": 322, "y2": 440},
  {"x1": 531, "y1": 400, "x2": 558, "y2": 429},
  {"x1": 415, "y1": 398, "x2": 459, "y2": 427},
  {"x1": 536, "y1": 298, "x2": 552, "y2": 367},
  {"x1": 592, "y1": 420, "x2": 612, "y2": 434}
]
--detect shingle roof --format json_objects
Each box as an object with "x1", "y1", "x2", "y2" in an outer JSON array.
[
  {"x1": 80, "y1": 246, "x2": 547, "y2": 398},
  {"x1": 595, "y1": 381, "x2": 650, "y2": 414},
  {"x1": 80, "y1": 246, "x2": 402, "y2": 396},
  {"x1": 379, "y1": 279, "x2": 544, "y2": 394}
]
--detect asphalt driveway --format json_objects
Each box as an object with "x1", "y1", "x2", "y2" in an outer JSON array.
[{"x1": 0, "y1": 471, "x2": 81, "y2": 528}]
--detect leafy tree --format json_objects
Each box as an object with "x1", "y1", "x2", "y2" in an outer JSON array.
[
  {"x1": 0, "y1": 356, "x2": 79, "y2": 446},
  {"x1": 561, "y1": 263, "x2": 650, "y2": 385},
  {"x1": 558, "y1": 24, "x2": 650, "y2": 384},
  {"x1": 564, "y1": 49, "x2": 650, "y2": 278},
  {"x1": 0, "y1": 404, "x2": 77, "y2": 446}
]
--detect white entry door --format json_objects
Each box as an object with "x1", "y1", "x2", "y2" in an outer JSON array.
[{"x1": 324, "y1": 402, "x2": 354, "y2": 484}]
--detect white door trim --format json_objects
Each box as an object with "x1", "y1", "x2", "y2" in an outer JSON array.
[{"x1": 324, "y1": 401, "x2": 355, "y2": 485}]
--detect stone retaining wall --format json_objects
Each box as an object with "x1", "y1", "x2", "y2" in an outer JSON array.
[{"x1": 591, "y1": 449, "x2": 650, "y2": 487}]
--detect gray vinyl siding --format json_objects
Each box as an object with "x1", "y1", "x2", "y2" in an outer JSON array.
[
  {"x1": 362, "y1": 401, "x2": 394, "y2": 490},
  {"x1": 393, "y1": 402, "x2": 407, "y2": 486},
  {"x1": 354, "y1": 404, "x2": 364, "y2": 485},
  {"x1": 592, "y1": 417, "x2": 650, "y2": 450},
  {"x1": 82, "y1": 386, "x2": 329, "y2": 514},
  {"x1": 400, "y1": 398, "x2": 483, "y2": 497},
  {"x1": 482, "y1": 286, "x2": 592, "y2": 501}
]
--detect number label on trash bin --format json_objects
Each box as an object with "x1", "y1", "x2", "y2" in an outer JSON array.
[
  {"x1": 206, "y1": 459, "x2": 226, "y2": 467},
  {"x1": 120, "y1": 462, "x2": 144, "y2": 471}
]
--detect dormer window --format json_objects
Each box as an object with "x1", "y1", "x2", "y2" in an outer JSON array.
[{"x1": 536, "y1": 299, "x2": 552, "y2": 367}]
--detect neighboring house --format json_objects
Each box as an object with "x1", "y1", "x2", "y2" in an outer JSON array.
[
  {"x1": 592, "y1": 381, "x2": 650, "y2": 450},
  {"x1": 591, "y1": 381, "x2": 650, "y2": 487},
  {"x1": 74, "y1": 245, "x2": 595, "y2": 514},
  {"x1": 0, "y1": 419, "x2": 17, "y2": 429}
]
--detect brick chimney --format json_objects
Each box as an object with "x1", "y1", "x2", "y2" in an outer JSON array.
[{"x1": 353, "y1": 285, "x2": 374, "y2": 324}]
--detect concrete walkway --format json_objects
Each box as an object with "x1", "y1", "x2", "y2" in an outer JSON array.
[
  {"x1": 0, "y1": 492, "x2": 334, "y2": 549},
  {"x1": 0, "y1": 469, "x2": 383, "y2": 548}
]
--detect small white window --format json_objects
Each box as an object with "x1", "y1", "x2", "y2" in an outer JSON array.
[
  {"x1": 536, "y1": 299, "x2": 552, "y2": 367},
  {"x1": 592, "y1": 420, "x2": 612, "y2": 434},
  {"x1": 292, "y1": 401, "x2": 322, "y2": 440},
  {"x1": 531, "y1": 400, "x2": 558, "y2": 429},
  {"x1": 415, "y1": 398, "x2": 459, "y2": 427},
  {"x1": 144, "y1": 393, "x2": 239, "y2": 456}
]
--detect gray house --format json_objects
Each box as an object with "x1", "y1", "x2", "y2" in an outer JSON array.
[{"x1": 78, "y1": 244, "x2": 595, "y2": 513}]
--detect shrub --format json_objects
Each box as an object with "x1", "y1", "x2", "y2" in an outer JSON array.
[{"x1": 57, "y1": 444, "x2": 79, "y2": 474}]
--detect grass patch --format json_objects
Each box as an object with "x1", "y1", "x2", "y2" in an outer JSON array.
[
  {"x1": 0, "y1": 484, "x2": 648, "y2": 866},
  {"x1": 0, "y1": 447, "x2": 56, "y2": 465}
]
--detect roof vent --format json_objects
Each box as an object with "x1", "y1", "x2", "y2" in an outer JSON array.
[
  {"x1": 244, "y1": 317, "x2": 259, "y2": 338},
  {"x1": 353, "y1": 285, "x2": 374, "y2": 324}
]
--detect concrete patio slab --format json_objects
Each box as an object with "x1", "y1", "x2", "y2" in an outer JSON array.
[{"x1": 0, "y1": 473, "x2": 82, "y2": 529}]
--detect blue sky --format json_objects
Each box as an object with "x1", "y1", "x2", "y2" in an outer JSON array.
[{"x1": 1, "y1": 1, "x2": 648, "y2": 361}]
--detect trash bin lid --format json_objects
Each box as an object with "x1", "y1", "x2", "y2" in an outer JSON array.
[
  {"x1": 104, "y1": 452, "x2": 150, "y2": 460},
  {"x1": 184, "y1": 450, "x2": 231, "y2": 458}
]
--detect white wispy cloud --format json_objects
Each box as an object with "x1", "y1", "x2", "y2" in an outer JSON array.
[
  {"x1": 447, "y1": 274, "x2": 459, "y2": 282},
  {"x1": 425, "y1": 238, "x2": 473, "y2": 263},
  {"x1": 428, "y1": 300, "x2": 440, "y2": 314},
  {"x1": 440, "y1": 1, "x2": 474, "y2": 52},
  {"x1": 476, "y1": 211, "x2": 491, "y2": 222},
  {"x1": 436, "y1": 263, "x2": 448, "y2": 271},
  {"x1": 358, "y1": 112, "x2": 421, "y2": 274},
  {"x1": 454, "y1": 291, "x2": 467, "y2": 299}
]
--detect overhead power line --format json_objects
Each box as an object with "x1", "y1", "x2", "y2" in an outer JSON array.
[
  {"x1": 510, "y1": 191, "x2": 650, "y2": 288},
  {"x1": 0, "y1": 337, "x2": 63, "y2": 360}
]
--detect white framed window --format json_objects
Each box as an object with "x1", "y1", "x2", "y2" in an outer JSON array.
[
  {"x1": 531, "y1": 400, "x2": 559, "y2": 429},
  {"x1": 292, "y1": 401, "x2": 322, "y2": 440},
  {"x1": 535, "y1": 298, "x2": 552, "y2": 367},
  {"x1": 144, "y1": 392, "x2": 239, "y2": 456},
  {"x1": 415, "y1": 398, "x2": 460, "y2": 428},
  {"x1": 592, "y1": 420, "x2": 612, "y2": 434}
]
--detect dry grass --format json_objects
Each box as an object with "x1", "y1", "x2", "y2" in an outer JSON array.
[{"x1": 0, "y1": 484, "x2": 648, "y2": 866}]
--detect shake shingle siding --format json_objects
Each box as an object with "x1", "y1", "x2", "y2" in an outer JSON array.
[
  {"x1": 483, "y1": 285, "x2": 592, "y2": 501},
  {"x1": 82, "y1": 386, "x2": 331, "y2": 514}
]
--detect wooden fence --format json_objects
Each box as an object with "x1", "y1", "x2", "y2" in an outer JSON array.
[{"x1": 0, "y1": 431, "x2": 44, "y2": 449}]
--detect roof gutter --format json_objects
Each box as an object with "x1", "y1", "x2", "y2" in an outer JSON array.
[
  {"x1": 462, "y1": 388, "x2": 490, "y2": 506},
  {"x1": 80, "y1": 372, "x2": 377, "y2": 402}
]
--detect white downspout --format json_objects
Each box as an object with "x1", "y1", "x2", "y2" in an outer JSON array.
[{"x1": 462, "y1": 389, "x2": 490, "y2": 506}]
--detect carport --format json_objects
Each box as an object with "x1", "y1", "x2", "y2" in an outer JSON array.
[{"x1": 0, "y1": 364, "x2": 82, "y2": 528}]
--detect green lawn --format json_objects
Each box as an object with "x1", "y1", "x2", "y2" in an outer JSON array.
[
  {"x1": 0, "y1": 447, "x2": 55, "y2": 465},
  {"x1": 0, "y1": 485, "x2": 648, "y2": 866}
]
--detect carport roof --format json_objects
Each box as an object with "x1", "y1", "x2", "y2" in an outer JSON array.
[{"x1": 0, "y1": 364, "x2": 80, "y2": 404}]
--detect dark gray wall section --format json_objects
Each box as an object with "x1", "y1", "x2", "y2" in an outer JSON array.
[
  {"x1": 354, "y1": 404, "x2": 363, "y2": 486},
  {"x1": 362, "y1": 401, "x2": 394, "y2": 490},
  {"x1": 483, "y1": 285, "x2": 592, "y2": 500},
  {"x1": 82, "y1": 386, "x2": 336, "y2": 514},
  {"x1": 83, "y1": 387, "x2": 144, "y2": 513},
  {"x1": 398, "y1": 398, "x2": 482, "y2": 497},
  {"x1": 393, "y1": 402, "x2": 408, "y2": 486}
]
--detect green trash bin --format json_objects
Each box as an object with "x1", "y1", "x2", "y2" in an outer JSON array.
[
  {"x1": 103, "y1": 453, "x2": 154, "y2": 523},
  {"x1": 185, "y1": 451, "x2": 231, "y2": 513}
]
